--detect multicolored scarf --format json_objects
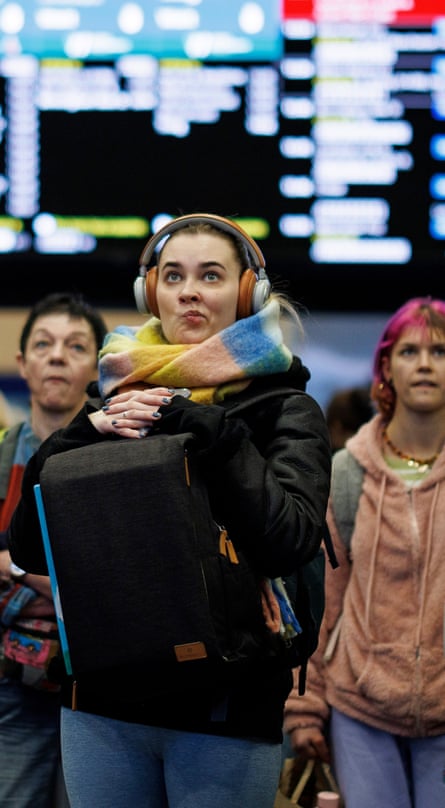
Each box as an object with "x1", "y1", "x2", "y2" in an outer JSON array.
[{"x1": 98, "y1": 299, "x2": 292, "y2": 403}]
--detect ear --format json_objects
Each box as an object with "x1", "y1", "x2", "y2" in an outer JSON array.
[
  {"x1": 16, "y1": 352, "x2": 27, "y2": 381},
  {"x1": 381, "y1": 356, "x2": 392, "y2": 383}
]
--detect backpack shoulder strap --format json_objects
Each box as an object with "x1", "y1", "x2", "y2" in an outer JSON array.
[
  {"x1": 0, "y1": 423, "x2": 23, "y2": 500},
  {"x1": 330, "y1": 448, "x2": 364, "y2": 554}
]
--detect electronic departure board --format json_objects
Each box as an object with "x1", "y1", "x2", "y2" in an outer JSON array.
[{"x1": 0, "y1": 0, "x2": 444, "y2": 309}]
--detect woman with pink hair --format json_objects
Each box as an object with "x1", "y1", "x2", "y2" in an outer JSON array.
[{"x1": 284, "y1": 297, "x2": 445, "y2": 807}]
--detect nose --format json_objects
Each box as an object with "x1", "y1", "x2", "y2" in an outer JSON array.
[
  {"x1": 48, "y1": 341, "x2": 67, "y2": 362},
  {"x1": 417, "y1": 349, "x2": 433, "y2": 369},
  {"x1": 179, "y1": 278, "x2": 200, "y2": 302}
]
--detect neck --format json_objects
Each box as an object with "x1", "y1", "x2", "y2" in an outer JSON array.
[
  {"x1": 383, "y1": 423, "x2": 443, "y2": 468},
  {"x1": 30, "y1": 403, "x2": 85, "y2": 442}
]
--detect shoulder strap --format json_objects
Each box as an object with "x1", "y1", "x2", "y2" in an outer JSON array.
[
  {"x1": 330, "y1": 448, "x2": 364, "y2": 554},
  {"x1": 0, "y1": 423, "x2": 23, "y2": 500}
]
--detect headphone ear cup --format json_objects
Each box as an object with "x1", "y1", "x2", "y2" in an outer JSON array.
[
  {"x1": 133, "y1": 267, "x2": 160, "y2": 316},
  {"x1": 237, "y1": 269, "x2": 257, "y2": 319},
  {"x1": 237, "y1": 269, "x2": 271, "y2": 319},
  {"x1": 145, "y1": 267, "x2": 160, "y2": 318}
]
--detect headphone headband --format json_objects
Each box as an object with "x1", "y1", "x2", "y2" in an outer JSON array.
[{"x1": 139, "y1": 213, "x2": 266, "y2": 271}]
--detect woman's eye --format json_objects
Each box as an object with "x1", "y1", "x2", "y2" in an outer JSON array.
[
  {"x1": 204, "y1": 270, "x2": 220, "y2": 282},
  {"x1": 166, "y1": 271, "x2": 181, "y2": 283},
  {"x1": 400, "y1": 346, "x2": 415, "y2": 356}
]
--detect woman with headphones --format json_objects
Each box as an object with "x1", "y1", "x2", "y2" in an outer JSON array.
[{"x1": 8, "y1": 214, "x2": 331, "y2": 808}]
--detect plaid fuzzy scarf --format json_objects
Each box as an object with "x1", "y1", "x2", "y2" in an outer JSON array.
[{"x1": 98, "y1": 299, "x2": 292, "y2": 403}]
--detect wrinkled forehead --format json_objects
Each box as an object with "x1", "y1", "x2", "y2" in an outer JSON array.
[{"x1": 28, "y1": 313, "x2": 94, "y2": 341}]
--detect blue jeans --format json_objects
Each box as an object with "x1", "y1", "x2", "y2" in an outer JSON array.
[
  {"x1": 61, "y1": 707, "x2": 282, "y2": 808},
  {"x1": 0, "y1": 677, "x2": 68, "y2": 807},
  {"x1": 330, "y1": 707, "x2": 445, "y2": 808}
]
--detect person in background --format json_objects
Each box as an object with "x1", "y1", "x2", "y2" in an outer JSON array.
[
  {"x1": 8, "y1": 214, "x2": 331, "y2": 808},
  {"x1": 283, "y1": 297, "x2": 445, "y2": 807},
  {"x1": 0, "y1": 292, "x2": 107, "y2": 808},
  {"x1": 325, "y1": 384, "x2": 374, "y2": 453}
]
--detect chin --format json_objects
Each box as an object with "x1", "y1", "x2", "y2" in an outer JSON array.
[
  {"x1": 172, "y1": 326, "x2": 212, "y2": 344},
  {"x1": 181, "y1": 335, "x2": 208, "y2": 345}
]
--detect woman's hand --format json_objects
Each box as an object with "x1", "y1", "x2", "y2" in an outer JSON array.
[
  {"x1": 88, "y1": 387, "x2": 174, "y2": 438},
  {"x1": 291, "y1": 727, "x2": 331, "y2": 763}
]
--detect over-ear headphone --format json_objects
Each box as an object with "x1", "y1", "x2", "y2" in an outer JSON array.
[{"x1": 133, "y1": 213, "x2": 271, "y2": 319}]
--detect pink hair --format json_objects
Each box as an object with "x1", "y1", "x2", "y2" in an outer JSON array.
[{"x1": 371, "y1": 297, "x2": 445, "y2": 418}]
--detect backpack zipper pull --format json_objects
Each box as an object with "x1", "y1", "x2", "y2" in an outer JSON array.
[
  {"x1": 219, "y1": 528, "x2": 239, "y2": 564},
  {"x1": 184, "y1": 451, "x2": 191, "y2": 487}
]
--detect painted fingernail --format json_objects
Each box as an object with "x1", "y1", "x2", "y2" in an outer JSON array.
[
  {"x1": 161, "y1": 397, "x2": 171, "y2": 404},
  {"x1": 152, "y1": 411, "x2": 162, "y2": 419}
]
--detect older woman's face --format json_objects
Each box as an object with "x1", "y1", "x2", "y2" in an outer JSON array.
[{"x1": 155, "y1": 231, "x2": 242, "y2": 344}]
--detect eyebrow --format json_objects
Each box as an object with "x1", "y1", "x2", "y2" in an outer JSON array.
[{"x1": 160, "y1": 260, "x2": 226, "y2": 270}]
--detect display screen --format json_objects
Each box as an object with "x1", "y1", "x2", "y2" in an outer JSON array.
[{"x1": 1, "y1": 0, "x2": 445, "y2": 309}]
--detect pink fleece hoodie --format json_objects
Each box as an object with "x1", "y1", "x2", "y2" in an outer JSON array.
[{"x1": 284, "y1": 413, "x2": 445, "y2": 742}]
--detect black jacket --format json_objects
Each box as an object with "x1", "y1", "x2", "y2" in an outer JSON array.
[{"x1": 8, "y1": 358, "x2": 331, "y2": 743}]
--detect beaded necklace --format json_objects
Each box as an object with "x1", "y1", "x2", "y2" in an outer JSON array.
[{"x1": 382, "y1": 428, "x2": 439, "y2": 469}]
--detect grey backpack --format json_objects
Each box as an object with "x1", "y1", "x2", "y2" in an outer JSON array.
[
  {"x1": 329, "y1": 447, "x2": 364, "y2": 553},
  {"x1": 36, "y1": 430, "x2": 321, "y2": 692},
  {"x1": 322, "y1": 447, "x2": 364, "y2": 664}
]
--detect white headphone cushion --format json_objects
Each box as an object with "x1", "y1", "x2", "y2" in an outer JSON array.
[{"x1": 133, "y1": 276, "x2": 150, "y2": 314}]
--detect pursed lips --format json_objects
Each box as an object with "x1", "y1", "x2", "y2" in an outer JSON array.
[{"x1": 182, "y1": 310, "x2": 205, "y2": 321}]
